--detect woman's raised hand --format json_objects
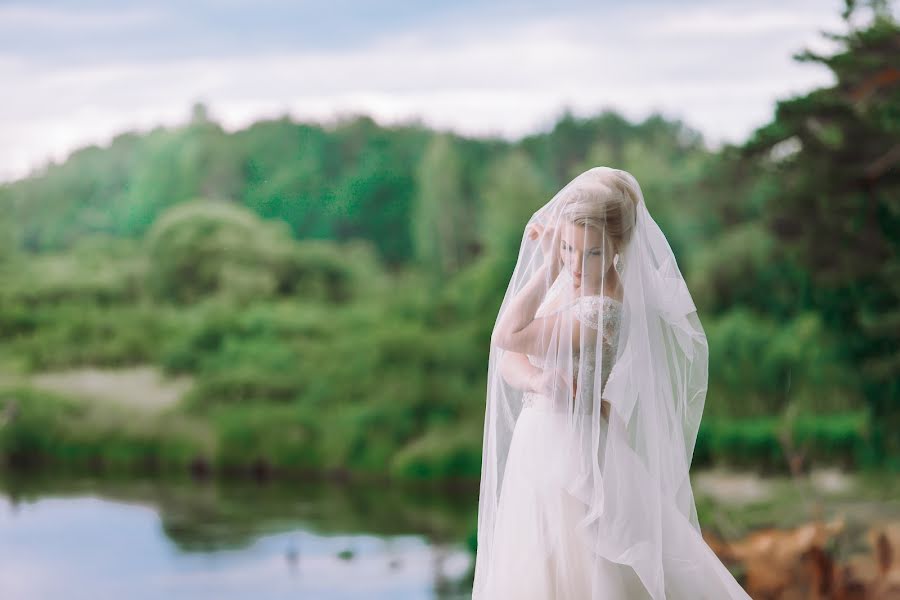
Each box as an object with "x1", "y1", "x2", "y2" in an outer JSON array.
[
  {"x1": 527, "y1": 221, "x2": 554, "y2": 256},
  {"x1": 526, "y1": 221, "x2": 561, "y2": 276}
]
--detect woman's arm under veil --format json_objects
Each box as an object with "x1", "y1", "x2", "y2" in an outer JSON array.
[
  {"x1": 498, "y1": 350, "x2": 541, "y2": 392},
  {"x1": 492, "y1": 262, "x2": 566, "y2": 356},
  {"x1": 500, "y1": 349, "x2": 580, "y2": 402}
]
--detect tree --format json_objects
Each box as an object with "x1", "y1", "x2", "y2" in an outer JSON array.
[
  {"x1": 479, "y1": 150, "x2": 550, "y2": 271},
  {"x1": 740, "y1": 4, "x2": 900, "y2": 461},
  {"x1": 412, "y1": 134, "x2": 468, "y2": 282},
  {"x1": 144, "y1": 200, "x2": 295, "y2": 304}
]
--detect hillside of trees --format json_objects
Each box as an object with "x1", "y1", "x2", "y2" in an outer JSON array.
[{"x1": 0, "y1": 7, "x2": 896, "y2": 479}]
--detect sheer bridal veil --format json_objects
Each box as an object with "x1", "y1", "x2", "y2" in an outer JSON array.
[{"x1": 472, "y1": 167, "x2": 751, "y2": 599}]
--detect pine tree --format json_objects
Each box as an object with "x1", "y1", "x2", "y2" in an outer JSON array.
[{"x1": 741, "y1": 2, "x2": 900, "y2": 462}]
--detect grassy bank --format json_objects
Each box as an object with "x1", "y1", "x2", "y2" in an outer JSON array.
[{"x1": 0, "y1": 382, "x2": 881, "y2": 484}]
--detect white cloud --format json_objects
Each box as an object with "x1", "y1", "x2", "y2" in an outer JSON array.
[
  {"x1": 642, "y1": 7, "x2": 841, "y2": 36},
  {"x1": 0, "y1": 4, "x2": 843, "y2": 182}
]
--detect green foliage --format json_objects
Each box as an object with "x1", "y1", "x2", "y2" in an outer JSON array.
[
  {"x1": 705, "y1": 309, "x2": 862, "y2": 417},
  {"x1": 159, "y1": 301, "x2": 355, "y2": 406},
  {"x1": 1, "y1": 236, "x2": 144, "y2": 307},
  {"x1": 0, "y1": 9, "x2": 897, "y2": 478},
  {"x1": 478, "y1": 150, "x2": 551, "y2": 269},
  {"x1": 740, "y1": 12, "x2": 900, "y2": 456},
  {"x1": 143, "y1": 198, "x2": 385, "y2": 306},
  {"x1": 2, "y1": 113, "x2": 432, "y2": 266},
  {"x1": 212, "y1": 403, "x2": 321, "y2": 472},
  {"x1": 274, "y1": 238, "x2": 386, "y2": 302},
  {"x1": 120, "y1": 120, "x2": 243, "y2": 236},
  {"x1": 2, "y1": 380, "x2": 872, "y2": 479},
  {"x1": 391, "y1": 423, "x2": 483, "y2": 480},
  {"x1": 690, "y1": 222, "x2": 779, "y2": 313},
  {"x1": 0, "y1": 303, "x2": 165, "y2": 372},
  {"x1": 694, "y1": 411, "x2": 872, "y2": 471},
  {"x1": 412, "y1": 133, "x2": 469, "y2": 279},
  {"x1": 0, "y1": 385, "x2": 211, "y2": 473},
  {"x1": 0, "y1": 386, "x2": 82, "y2": 467},
  {"x1": 144, "y1": 200, "x2": 297, "y2": 304}
]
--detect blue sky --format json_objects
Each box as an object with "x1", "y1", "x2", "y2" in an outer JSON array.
[{"x1": 0, "y1": 0, "x2": 873, "y2": 181}]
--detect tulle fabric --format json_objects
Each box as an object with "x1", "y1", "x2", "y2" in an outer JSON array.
[
  {"x1": 472, "y1": 167, "x2": 752, "y2": 599},
  {"x1": 481, "y1": 405, "x2": 650, "y2": 598}
]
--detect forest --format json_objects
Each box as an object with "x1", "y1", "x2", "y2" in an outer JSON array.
[{"x1": 0, "y1": 11, "x2": 897, "y2": 483}]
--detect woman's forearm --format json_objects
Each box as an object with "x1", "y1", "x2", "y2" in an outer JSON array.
[
  {"x1": 499, "y1": 350, "x2": 541, "y2": 393},
  {"x1": 491, "y1": 262, "x2": 553, "y2": 348}
]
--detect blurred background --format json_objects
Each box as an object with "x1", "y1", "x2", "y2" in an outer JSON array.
[{"x1": 0, "y1": 0, "x2": 898, "y2": 598}]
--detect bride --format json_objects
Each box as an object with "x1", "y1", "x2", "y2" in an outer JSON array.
[{"x1": 471, "y1": 167, "x2": 752, "y2": 599}]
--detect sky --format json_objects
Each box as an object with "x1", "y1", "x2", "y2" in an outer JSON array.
[{"x1": 0, "y1": 0, "x2": 874, "y2": 182}]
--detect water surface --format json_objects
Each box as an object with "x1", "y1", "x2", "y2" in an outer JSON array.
[{"x1": 0, "y1": 474, "x2": 475, "y2": 600}]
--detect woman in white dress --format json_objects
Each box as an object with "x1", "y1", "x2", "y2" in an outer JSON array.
[{"x1": 471, "y1": 167, "x2": 753, "y2": 599}]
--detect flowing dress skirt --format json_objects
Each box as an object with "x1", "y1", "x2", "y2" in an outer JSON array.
[
  {"x1": 480, "y1": 402, "x2": 752, "y2": 599},
  {"x1": 481, "y1": 403, "x2": 650, "y2": 599}
]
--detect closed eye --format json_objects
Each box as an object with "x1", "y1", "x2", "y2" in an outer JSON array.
[{"x1": 562, "y1": 242, "x2": 603, "y2": 256}]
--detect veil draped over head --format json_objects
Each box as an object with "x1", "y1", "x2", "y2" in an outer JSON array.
[{"x1": 472, "y1": 167, "x2": 751, "y2": 599}]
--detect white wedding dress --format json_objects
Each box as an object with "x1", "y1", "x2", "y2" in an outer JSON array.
[
  {"x1": 474, "y1": 167, "x2": 753, "y2": 600},
  {"x1": 479, "y1": 280, "x2": 652, "y2": 598},
  {"x1": 478, "y1": 285, "x2": 751, "y2": 598}
]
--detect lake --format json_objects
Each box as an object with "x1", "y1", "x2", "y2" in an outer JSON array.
[
  {"x1": 0, "y1": 473, "x2": 476, "y2": 600},
  {"x1": 2, "y1": 467, "x2": 898, "y2": 599}
]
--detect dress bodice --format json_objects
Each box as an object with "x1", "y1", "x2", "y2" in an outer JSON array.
[{"x1": 523, "y1": 273, "x2": 624, "y2": 412}]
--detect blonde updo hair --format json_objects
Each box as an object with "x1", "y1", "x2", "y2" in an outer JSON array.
[{"x1": 559, "y1": 168, "x2": 640, "y2": 254}]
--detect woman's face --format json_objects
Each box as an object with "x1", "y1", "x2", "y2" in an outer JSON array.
[{"x1": 559, "y1": 221, "x2": 614, "y2": 292}]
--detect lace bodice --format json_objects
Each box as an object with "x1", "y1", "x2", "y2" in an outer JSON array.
[
  {"x1": 575, "y1": 295, "x2": 622, "y2": 395},
  {"x1": 523, "y1": 274, "x2": 624, "y2": 412}
]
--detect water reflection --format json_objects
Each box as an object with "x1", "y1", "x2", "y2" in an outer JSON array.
[
  {"x1": 0, "y1": 473, "x2": 476, "y2": 600},
  {"x1": 6, "y1": 468, "x2": 896, "y2": 599}
]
